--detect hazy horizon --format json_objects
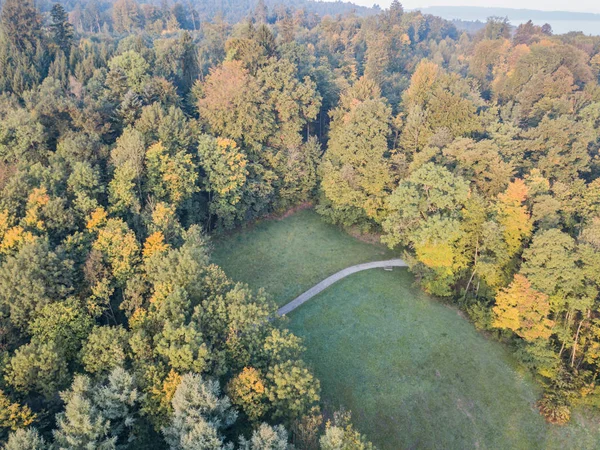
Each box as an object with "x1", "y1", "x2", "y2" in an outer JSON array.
[{"x1": 339, "y1": 0, "x2": 600, "y2": 14}]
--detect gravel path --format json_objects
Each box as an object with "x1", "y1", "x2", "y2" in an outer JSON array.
[{"x1": 277, "y1": 259, "x2": 408, "y2": 316}]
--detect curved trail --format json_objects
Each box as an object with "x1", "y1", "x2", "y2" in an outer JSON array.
[{"x1": 277, "y1": 259, "x2": 408, "y2": 316}]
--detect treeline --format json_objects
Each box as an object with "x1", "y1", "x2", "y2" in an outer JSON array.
[
  {"x1": 1, "y1": 0, "x2": 600, "y2": 447},
  {"x1": 28, "y1": 0, "x2": 375, "y2": 34}
]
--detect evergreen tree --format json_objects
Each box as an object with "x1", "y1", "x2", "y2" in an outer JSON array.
[
  {"x1": 50, "y1": 3, "x2": 74, "y2": 56},
  {"x1": 162, "y1": 374, "x2": 237, "y2": 450},
  {"x1": 0, "y1": 0, "x2": 42, "y2": 53},
  {"x1": 3, "y1": 428, "x2": 47, "y2": 450}
]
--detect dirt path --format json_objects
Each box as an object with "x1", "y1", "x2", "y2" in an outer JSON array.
[{"x1": 277, "y1": 259, "x2": 408, "y2": 316}]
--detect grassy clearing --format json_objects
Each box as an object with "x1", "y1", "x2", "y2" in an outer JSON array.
[
  {"x1": 211, "y1": 209, "x2": 397, "y2": 306},
  {"x1": 288, "y1": 270, "x2": 600, "y2": 449},
  {"x1": 212, "y1": 210, "x2": 600, "y2": 449}
]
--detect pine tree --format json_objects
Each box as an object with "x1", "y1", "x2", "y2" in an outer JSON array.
[
  {"x1": 0, "y1": 0, "x2": 42, "y2": 53},
  {"x1": 3, "y1": 428, "x2": 47, "y2": 450},
  {"x1": 162, "y1": 374, "x2": 237, "y2": 449},
  {"x1": 50, "y1": 3, "x2": 74, "y2": 56}
]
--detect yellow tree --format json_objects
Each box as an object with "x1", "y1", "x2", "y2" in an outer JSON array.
[
  {"x1": 496, "y1": 179, "x2": 533, "y2": 257},
  {"x1": 493, "y1": 274, "x2": 555, "y2": 341},
  {"x1": 0, "y1": 390, "x2": 35, "y2": 438},
  {"x1": 227, "y1": 367, "x2": 268, "y2": 422},
  {"x1": 90, "y1": 216, "x2": 140, "y2": 285}
]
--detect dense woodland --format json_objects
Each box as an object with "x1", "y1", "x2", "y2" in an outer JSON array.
[{"x1": 1, "y1": 0, "x2": 600, "y2": 448}]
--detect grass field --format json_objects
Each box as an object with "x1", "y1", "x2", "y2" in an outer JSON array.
[
  {"x1": 212, "y1": 210, "x2": 600, "y2": 449},
  {"x1": 211, "y1": 209, "x2": 398, "y2": 306},
  {"x1": 288, "y1": 270, "x2": 600, "y2": 449}
]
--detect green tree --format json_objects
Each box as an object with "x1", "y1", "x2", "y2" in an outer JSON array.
[
  {"x1": 382, "y1": 163, "x2": 470, "y2": 296},
  {"x1": 3, "y1": 428, "x2": 47, "y2": 450},
  {"x1": 162, "y1": 374, "x2": 237, "y2": 450},
  {"x1": 0, "y1": 240, "x2": 74, "y2": 331},
  {"x1": 266, "y1": 361, "x2": 320, "y2": 421},
  {"x1": 5, "y1": 341, "x2": 70, "y2": 398},
  {"x1": 108, "y1": 51, "x2": 149, "y2": 94},
  {"x1": 320, "y1": 410, "x2": 374, "y2": 450},
  {"x1": 0, "y1": 0, "x2": 42, "y2": 53},
  {"x1": 29, "y1": 297, "x2": 94, "y2": 360},
  {"x1": 54, "y1": 376, "x2": 115, "y2": 449},
  {"x1": 318, "y1": 77, "x2": 393, "y2": 228},
  {"x1": 50, "y1": 3, "x2": 74, "y2": 56},
  {"x1": 239, "y1": 423, "x2": 289, "y2": 450},
  {"x1": 145, "y1": 141, "x2": 198, "y2": 209},
  {"x1": 382, "y1": 162, "x2": 469, "y2": 248},
  {"x1": 81, "y1": 326, "x2": 129, "y2": 376},
  {"x1": 197, "y1": 136, "x2": 248, "y2": 229}
]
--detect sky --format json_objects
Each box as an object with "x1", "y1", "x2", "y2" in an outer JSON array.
[{"x1": 345, "y1": 0, "x2": 600, "y2": 14}]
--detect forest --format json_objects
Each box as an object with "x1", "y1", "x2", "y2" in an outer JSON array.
[{"x1": 1, "y1": 0, "x2": 600, "y2": 448}]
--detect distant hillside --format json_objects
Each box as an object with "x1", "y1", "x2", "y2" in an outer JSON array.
[
  {"x1": 417, "y1": 6, "x2": 600, "y2": 35},
  {"x1": 418, "y1": 6, "x2": 600, "y2": 22}
]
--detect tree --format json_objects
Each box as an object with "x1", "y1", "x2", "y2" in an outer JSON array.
[
  {"x1": 228, "y1": 367, "x2": 268, "y2": 422},
  {"x1": 482, "y1": 17, "x2": 511, "y2": 40},
  {"x1": 400, "y1": 60, "x2": 481, "y2": 151},
  {"x1": 197, "y1": 61, "x2": 272, "y2": 150},
  {"x1": 493, "y1": 274, "x2": 555, "y2": 341},
  {"x1": 0, "y1": 0, "x2": 42, "y2": 53},
  {"x1": 239, "y1": 423, "x2": 289, "y2": 450},
  {"x1": 442, "y1": 138, "x2": 513, "y2": 198},
  {"x1": 162, "y1": 374, "x2": 237, "y2": 450},
  {"x1": 521, "y1": 228, "x2": 596, "y2": 369},
  {"x1": 496, "y1": 179, "x2": 533, "y2": 258},
  {"x1": 50, "y1": 3, "x2": 74, "y2": 56},
  {"x1": 388, "y1": 0, "x2": 404, "y2": 22},
  {"x1": 255, "y1": 58, "x2": 320, "y2": 151},
  {"x1": 108, "y1": 51, "x2": 149, "y2": 94},
  {"x1": 0, "y1": 240, "x2": 74, "y2": 331},
  {"x1": 518, "y1": 116, "x2": 593, "y2": 183},
  {"x1": 145, "y1": 141, "x2": 198, "y2": 208},
  {"x1": 29, "y1": 297, "x2": 94, "y2": 361},
  {"x1": 318, "y1": 77, "x2": 393, "y2": 228},
  {"x1": 179, "y1": 32, "x2": 199, "y2": 92},
  {"x1": 92, "y1": 368, "x2": 142, "y2": 444},
  {"x1": 5, "y1": 341, "x2": 70, "y2": 398},
  {"x1": 521, "y1": 229, "x2": 582, "y2": 298},
  {"x1": 253, "y1": 0, "x2": 268, "y2": 24},
  {"x1": 53, "y1": 370, "x2": 141, "y2": 450},
  {"x1": 382, "y1": 163, "x2": 470, "y2": 296},
  {"x1": 382, "y1": 162, "x2": 470, "y2": 248},
  {"x1": 265, "y1": 361, "x2": 320, "y2": 421},
  {"x1": 90, "y1": 217, "x2": 141, "y2": 285},
  {"x1": 113, "y1": 0, "x2": 142, "y2": 33},
  {"x1": 320, "y1": 410, "x2": 374, "y2": 450},
  {"x1": 0, "y1": 391, "x2": 36, "y2": 441},
  {"x1": 108, "y1": 141, "x2": 148, "y2": 215},
  {"x1": 81, "y1": 326, "x2": 129, "y2": 376},
  {"x1": 3, "y1": 428, "x2": 47, "y2": 450},
  {"x1": 198, "y1": 136, "x2": 248, "y2": 229}
]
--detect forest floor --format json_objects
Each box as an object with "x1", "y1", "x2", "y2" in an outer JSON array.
[{"x1": 212, "y1": 209, "x2": 600, "y2": 449}]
